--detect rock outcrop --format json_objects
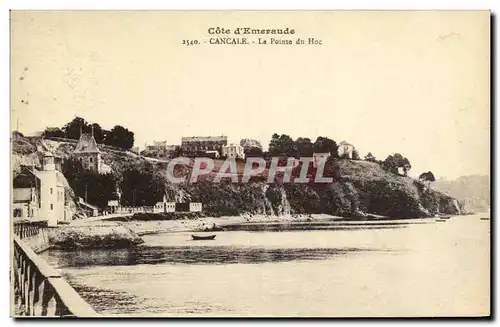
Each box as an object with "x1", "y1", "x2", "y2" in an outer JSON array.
[{"x1": 48, "y1": 223, "x2": 144, "y2": 249}]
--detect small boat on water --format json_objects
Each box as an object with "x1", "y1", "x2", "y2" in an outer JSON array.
[
  {"x1": 436, "y1": 219, "x2": 447, "y2": 222},
  {"x1": 480, "y1": 217, "x2": 490, "y2": 221},
  {"x1": 191, "y1": 234, "x2": 216, "y2": 240}
]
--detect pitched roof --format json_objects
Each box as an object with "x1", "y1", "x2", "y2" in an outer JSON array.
[
  {"x1": 74, "y1": 133, "x2": 100, "y2": 154},
  {"x1": 339, "y1": 141, "x2": 353, "y2": 146},
  {"x1": 13, "y1": 188, "x2": 32, "y2": 203}
]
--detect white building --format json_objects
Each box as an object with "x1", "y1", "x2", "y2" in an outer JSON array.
[
  {"x1": 13, "y1": 186, "x2": 39, "y2": 220},
  {"x1": 338, "y1": 141, "x2": 355, "y2": 159},
  {"x1": 189, "y1": 202, "x2": 202, "y2": 212},
  {"x1": 13, "y1": 152, "x2": 69, "y2": 226},
  {"x1": 35, "y1": 152, "x2": 68, "y2": 226},
  {"x1": 222, "y1": 144, "x2": 245, "y2": 159},
  {"x1": 153, "y1": 201, "x2": 176, "y2": 213}
]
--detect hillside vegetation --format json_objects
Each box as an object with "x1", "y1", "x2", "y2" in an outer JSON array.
[{"x1": 12, "y1": 133, "x2": 461, "y2": 219}]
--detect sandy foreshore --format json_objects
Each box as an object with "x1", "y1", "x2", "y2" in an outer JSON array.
[
  {"x1": 72, "y1": 214, "x2": 345, "y2": 236},
  {"x1": 123, "y1": 213, "x2": 346, "y2": 235},
  {"x1": 69, "y1": 212, "x2": 440, "y2": 238}
]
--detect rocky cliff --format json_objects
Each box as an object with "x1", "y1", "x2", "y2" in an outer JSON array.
[{"x1": 173, "y1": 159, "x2": 460, "y2": 219}]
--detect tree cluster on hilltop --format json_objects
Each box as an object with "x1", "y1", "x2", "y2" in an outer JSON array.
[
  {"x1": 266, "y1": 133, "x2": 415, "y2": 178},
  {"x1": 419, "y1": 171, "x2": 436, "y2": 183},
  {"x1": 381, "y1": 153, "x2": 412, "y2": 176},
  {"x1": 43, "y1": 117, "x2": 135, "y2": 150},
  {"x1": 268, "y1": 133, "x2": 339, "y2": 158}
]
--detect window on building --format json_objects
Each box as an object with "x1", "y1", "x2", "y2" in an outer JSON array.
[
  {"x1": 50, "y1": 204, "x2": 53, "y2": 210},
  {"x1": 89, "y1": 157, "x2": 93, "y2": 163},
  {"x1": 13, "y1": 208, "x2": 22, "y2": 217}
]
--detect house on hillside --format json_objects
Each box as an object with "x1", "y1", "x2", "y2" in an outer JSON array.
[
  {"x1": 72, "y1": 132, "x2": 112, "y2": 174},
  {"x1": 143, "y1": 141, "x2": 178, "y2": 159},
  {"x1": 181, "y1": 136, "x2": 228, "y2": 157},
  {"x1": 222, "y1": 144, "x2": 245, "y2": 159},
  {"x1": 338, "y1": 141, "x2": 355, "y2": 159},
  {"x1": 13, "y1": 170, "x2": 40, "y2": 220},
  {"x1": 13, "y1": 151, "x2": 71, "y2": 226}
]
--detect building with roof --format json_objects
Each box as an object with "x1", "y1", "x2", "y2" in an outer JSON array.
[
  {"x1": 338, "y1": 141, "x2": 355, "y2": 159},
  {"x1": 77, "y1": 197, "x2": 98, "y2": 217},
  {"x1": 72, "y1": 132, "x2": 111, "y2": 174},
  {"x1": 13, "y1": 151, "x2": 71, "y2": 226},
  {"x1": 143, "y1": 142, "x2": 178, "y2": 159},
  {"x1": 13, "y1": 173, "x2": 40, "y2": 220},
  {"x1": 181, "y1": 136, "x2": 228, "y2": 157},
  {"x1": 222, "y1": 144, "x2": 245, "y2": 159}
]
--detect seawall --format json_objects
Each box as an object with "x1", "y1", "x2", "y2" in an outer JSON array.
[{"x1": 12, "y1": 222, "x2": 99, "y2": 317}]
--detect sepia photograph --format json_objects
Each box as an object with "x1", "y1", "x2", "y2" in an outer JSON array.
[{"x1": 10, "y1": 10, "x2": 491, "y2": 318}]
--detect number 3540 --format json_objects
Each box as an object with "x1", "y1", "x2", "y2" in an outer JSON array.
[{"x1": 182, "y1": 40, "x2": 199, "y2": 46}]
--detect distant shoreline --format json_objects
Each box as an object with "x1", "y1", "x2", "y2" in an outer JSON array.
[{"x1": 112, "y1": 213, "x2": 441, "y2": 237}]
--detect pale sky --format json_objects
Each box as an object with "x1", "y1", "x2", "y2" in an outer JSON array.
[{"x1": 11, "y1": 11, "x2": 490, "y2": 180}]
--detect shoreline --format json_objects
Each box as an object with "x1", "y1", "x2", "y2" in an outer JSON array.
[
  {"x1": 110, "y1": 213, "x2": 436, "y2": 236},
  {"x1": 68, "y1": 211, "x2": 474, "y2": 240}
]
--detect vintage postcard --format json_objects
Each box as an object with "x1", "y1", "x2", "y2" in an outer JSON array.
[{"x1": 10, "y1": 10, "x2": 490, "y2": 318}]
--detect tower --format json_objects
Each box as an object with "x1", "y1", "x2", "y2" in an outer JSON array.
[
  {"x1": 72, "y1": 132, "x2": 102, "y2": 172},
  {"x1": 42, "y1": 152, "x2": 55, "y2": 171}
]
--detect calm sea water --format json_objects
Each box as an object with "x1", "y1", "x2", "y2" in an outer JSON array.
[{"x1": 40, "y1": 214, "x2": 490, "y2": 317}]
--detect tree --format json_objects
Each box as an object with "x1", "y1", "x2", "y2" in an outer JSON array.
[
  {"x1": 269, "y1": 133, "x2": 297, "y2": 157},
  {"x1": 295, "y1": 137, "x2": 313, "y2": 157},
  {"x1": 43, "y1": 127, "x2": 65, "y2": 138},
  {"x1": 364, "y1": 152, "x2": 376, "y2": 162},
  {"x1": 240, "y1": 139, "x2": 263, "y2": 152},
  {"x1": 382, "y1": 154, "x2": 400, "y2": 174},
  {"x1": 120, "y1": 166, "x2": 164, "y2": 206},
  {"x1": 63, "y1": 117, "x2": 89, "y2": 140},
  {"x1": 352, "y1": 149, "x2": 361, "y2": 160},
  {"x1": 89, "y1": 123, "x2": 108, "y2": 144},
  {"x1": 382, "y1": 153, "x2": 412, "y2": 176},
  {"x1": 419, "y1": 171, "x2": 436, "y2": 186},
  {"x1": 62, "y1": 158, "x2": 118, "y2": 209},
  {"x1": 245, "y1": 146, "x2": 264, "y2": 158},
  {"x1": 104, "y1": 125, "x2": 135, "y2": 150},
  {"x1": 312, "y1": 137, "x2": 338, "y2": 158},
  {"x1": 402, "y1": 157, "x2": 412, "y2": 176},
  {"x1": 62, "y1": 158, "x2": 85, "y2": 182}
]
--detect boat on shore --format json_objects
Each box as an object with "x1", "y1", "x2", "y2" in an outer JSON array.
[
  {"x1": 434, "y1": 214, "x2": 452, "y2": 219},
  {"x1": 191, "y1": 234, "x2": 216, "y2": 240}
]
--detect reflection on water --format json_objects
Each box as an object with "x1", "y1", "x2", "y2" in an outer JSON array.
[
  {"x1": 44, "y1": 246, "x2": 378, "y2": 268},
  {"x1": 220, "y1": 221, "x2": 418, "y2": 232},
  {"x1": 40, "y1": 216, "x2": 490, "y2": 317}
]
